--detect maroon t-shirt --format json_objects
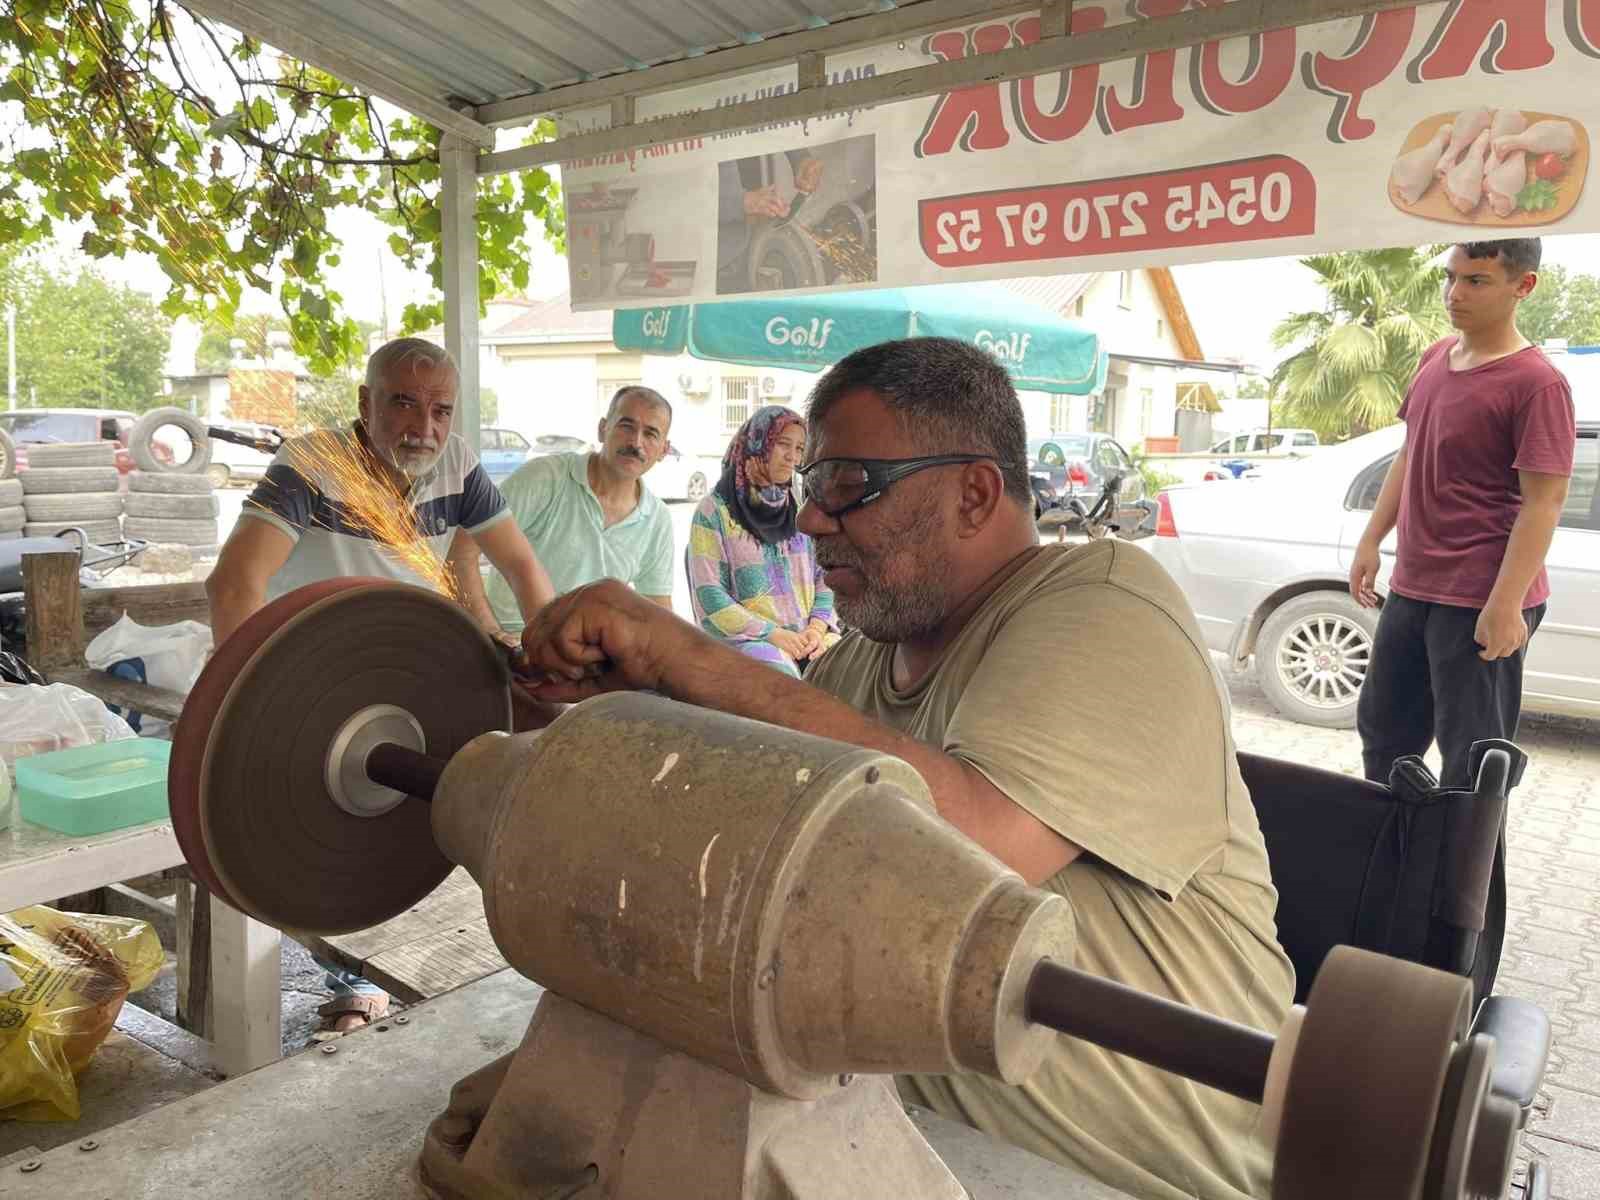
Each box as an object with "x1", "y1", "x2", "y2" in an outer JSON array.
[{"x1": 1391, "y1": 338, "x2": 1575, "y2": 610}]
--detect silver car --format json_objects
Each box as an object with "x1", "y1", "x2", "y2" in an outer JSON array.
[{"x1": 1148, "y1": 416, "x2": 1600, "y2": 728}]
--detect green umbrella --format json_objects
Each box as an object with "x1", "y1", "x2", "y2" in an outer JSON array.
[{"x1": 614, "y1": 284, "x2": 1106, "y2": 395}]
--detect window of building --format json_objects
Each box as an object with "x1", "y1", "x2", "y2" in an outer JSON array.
[
  {"x1": 1090, "y1": 386, "x2": 1118, "y2": 434},
  {"x1": 722, "y1": 375, "x2": 758, "y2": 433},
  {"x1": 1073, "y1": 295, "x2": 1086, "y2": 318},
  {"x1": 1156, "y1": 319, "x2": 1165, "y2": 341},
  {"x1": 1049, "y1": 394, "x2": 1072, "y2": 432},
  {"x1": 597, "y1": 380, "x2": 642, "y2": 415},
  {"x1": 1119, "y1": 271, "x2": 1134, "y2": 308}
]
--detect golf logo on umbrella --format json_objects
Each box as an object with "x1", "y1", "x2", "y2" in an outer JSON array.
[
  {"x1": 765, "y1": 315, "x2": 837, "y2": 350},
  {"x1": 975, "y1": 330, "x2": 1034, "y2": 363}
]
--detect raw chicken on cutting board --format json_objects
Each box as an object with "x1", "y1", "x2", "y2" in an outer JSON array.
[{"x1": 1388, "y1": 109, "x2": 1588, "y2": 225}]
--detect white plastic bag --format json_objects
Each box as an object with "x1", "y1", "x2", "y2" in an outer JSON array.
[
  {"x1": 85, "y1": 614, "x2": 213, "y2": 693},
  {"x1": 0, "y1": 683, "x2": 136, "y2": 807}
]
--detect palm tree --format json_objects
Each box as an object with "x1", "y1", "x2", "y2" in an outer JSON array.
[{"x1": 1269, "y1": 248, "x2": 1449, "y2": 441}]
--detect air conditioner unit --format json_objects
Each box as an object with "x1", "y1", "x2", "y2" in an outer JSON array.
[
  {"x1": 677, "y1": 372, "x2": 709, "y2": 395},
  {"x1": 760, "y1": 375, "x2": 778, "y2": 396}
]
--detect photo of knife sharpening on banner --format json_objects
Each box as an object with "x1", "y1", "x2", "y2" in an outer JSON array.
[{"x1": 715, "y1": 134, "x2": 878, "y2": 296}]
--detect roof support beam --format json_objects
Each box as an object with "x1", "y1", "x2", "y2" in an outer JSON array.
[
  {"x1": 439, "y1": 133, "x2": 482, "y2": 450},
  {"x1": 474, "y1": 0, "x2": 1037, "y2": 128},
  {"x1": 478, "y1": 0, "x2": 1420, "y2": 176},
  {"x1": 179, "y1": 0, "x2": 496, "y2": 147}
]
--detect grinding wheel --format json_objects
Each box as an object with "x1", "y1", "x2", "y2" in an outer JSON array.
[
  {"x1": 170, "y1": 579, "x2": 511, "y2": 933},
  {"x1": 1272, "y1": 946, "x2": 1472, "y2": 1200}
]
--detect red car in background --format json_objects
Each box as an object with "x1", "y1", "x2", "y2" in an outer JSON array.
[{"x1": 0, "y1": 408, "x2": 164, "y2": 476}]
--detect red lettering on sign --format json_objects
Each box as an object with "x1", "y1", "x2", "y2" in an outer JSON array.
[
  {"x1": 914, "y1": 24, "x2": 1014, "y2": 157},
  {"x1": 1010, "y1": 8, "x2": 1107, "y2": 144},
  {"x1": 1097, "y1": 0, "x2": 1187, "y2": 135},
  {"x1": 1408, "y1": 0, "x2": 1555, "y2": 79},
  {"x1": 1189, "y1": 0, "x2": 1296, "y2": 116},
  {"x1": 1565, "y1": 0, "x2": 1600, "y2": 56},
  {"x1": 918, "y1": 155, "x2": 1316, "y2": 268},
  {"x1": 1304, "y1": 9, "x2": 1417, "y2": 144}
]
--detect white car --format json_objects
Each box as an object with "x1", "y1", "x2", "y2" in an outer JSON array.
[
  {"x1": 203, "y1": 420, "x2": 278, "y2": 488},
  {"x1": 1209, "y1": 428, "x2": 1321, "y2": 456},
  {"x1": 649, "y1": 446, "x2": 719, "y2": 504},
  {"x1": 1149, "y1": 419, "x2": 1600, "y2": 728}
]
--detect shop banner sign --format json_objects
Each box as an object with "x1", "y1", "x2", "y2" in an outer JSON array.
[{"x1": 559, "y1": 1, "x2": 1600, "y2": 311}]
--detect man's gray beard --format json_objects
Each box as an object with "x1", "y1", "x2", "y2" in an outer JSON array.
[
  {"x1": 831, "y1": 508, "x2": 953, "y2": 644},
  {"x1": 392, "y1": 447, "x2": 440, "y2": 477}
]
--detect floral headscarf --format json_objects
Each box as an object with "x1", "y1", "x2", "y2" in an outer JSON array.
[{"x1": 714, "y1": 405, "x2": 804, "y2": 545}]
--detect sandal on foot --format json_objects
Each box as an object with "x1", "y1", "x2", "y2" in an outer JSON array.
[{"x1": 310, "y1": 991, "x2": 389, "y2": 1042}]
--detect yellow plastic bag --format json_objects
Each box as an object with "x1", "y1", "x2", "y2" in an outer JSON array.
[{"x1": 0, "y1": 905, "x2": 164, "y2": 1121}]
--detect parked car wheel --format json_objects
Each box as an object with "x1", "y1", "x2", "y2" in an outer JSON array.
[
  {"x1": 1255, "y1": 591, "x2": 1379, "y2": 729},
  {"x1": 686, "y1": 471, "x2": 709, "y2": 503},
  {"x1": 206, "y1": 463, "x2": 232, "y2": 489}
]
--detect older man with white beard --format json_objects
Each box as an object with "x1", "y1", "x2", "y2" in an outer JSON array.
[
  {"x1": 206, "y1": 336, "x2": 556, "y2": 1040},
  {"x1": 208, "y1": 337, "x2": 555, "y2": 648}
]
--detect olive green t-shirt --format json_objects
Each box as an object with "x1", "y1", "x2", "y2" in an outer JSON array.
[{"x1": 805, "y1": 540, "x2": 1293, "y2": 1200}]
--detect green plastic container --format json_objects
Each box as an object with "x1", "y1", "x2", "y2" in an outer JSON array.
[{"x1": 15, "y1": 739, "x2": 172, "y2": 836}]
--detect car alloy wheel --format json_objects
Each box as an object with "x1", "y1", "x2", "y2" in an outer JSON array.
[{"x1": 1275, "y1": 613, "x2": 1373, "y2": 711}]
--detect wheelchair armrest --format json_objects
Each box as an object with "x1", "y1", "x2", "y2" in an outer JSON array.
[{"x1": 1471, "y1": 995, "x2": 1550, "y2": 1121}]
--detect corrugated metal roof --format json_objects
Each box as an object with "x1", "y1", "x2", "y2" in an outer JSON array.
[{"x1": 221, "y1": 0, "x2": 906, "y2": 110}]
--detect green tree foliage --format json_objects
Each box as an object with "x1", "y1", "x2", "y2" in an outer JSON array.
[
  {"x1": 194, "y1": 311, "x2": 282, "y2": 372},
  {"x1": 1269, "y1": 249, "x2": 1448, "y2": 442},
  {"x1": 1514, "y1": 263, "x2": 1600, "y2": 348},
  {"x1": 296, "y1": 370, "x2": 358, "y2": 431},
  {"x1": 0, "y1": 2, "x2": 563, "y2": 376},
  {"x1": 1, "y1": 251, "x2": 169, "y2": 409}
]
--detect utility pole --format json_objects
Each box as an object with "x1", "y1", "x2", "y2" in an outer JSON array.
[
  {"x1": 4, "y1": 303, "x2": 14, "y2": 411},
  {"x1": 377, "y1": 250, "x2": 390, "y2": 342}
]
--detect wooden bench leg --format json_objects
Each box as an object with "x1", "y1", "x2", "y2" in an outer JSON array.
[
  {"x1": 208, "y1": 894, "x2": 282, "y2": 1075},
  {"x1": 174, "y1": 871, "x2": 212, "y2": 1039}
]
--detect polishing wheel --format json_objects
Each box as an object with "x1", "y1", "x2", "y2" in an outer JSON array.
[
  {"x1": 169, "y1": 579, "x2": 511, "y2": 934},
  {"x1": 1271, "y1": 945, "x2": 1477, "y2": 1199}
]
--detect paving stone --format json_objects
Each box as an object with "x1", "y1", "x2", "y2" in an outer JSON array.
[
  {"x1": 1520, "y1": 1133, "x2": 1600, "y2": 1198},
  {"x1": 1531, "y1": 1086, "x2": 1600, "y2": 1148},
  {"x1": 1524, "y1": 906, "x2": 1600, "y2": 939},
  {"x1": 1500, "y1": 950, "x2": 1585, "y2": 994},
  {"x1": 1518, "y1": 927, "x2": 1596, "y2": 963},
  {"x1": 1533, "y1": 884, "x2": 1600, "y2": 916}
]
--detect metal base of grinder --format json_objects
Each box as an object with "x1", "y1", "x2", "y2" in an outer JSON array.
[{"x1": 418, "y1": 992, "x2": 965, "y2": 1200}]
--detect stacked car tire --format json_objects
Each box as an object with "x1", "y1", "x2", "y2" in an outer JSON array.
[
  {"x1": 125, "y1": 407, "x2": 221, "y2": 555},
  {"x1": 18, "y1": 442, "x2": 124, "y2": 544},
  {"x1": 124, "y1": 473, "x2": 221, "y2": 555}
]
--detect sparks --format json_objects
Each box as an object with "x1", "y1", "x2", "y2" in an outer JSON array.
[{"x1": 272, "y1": 430, "x2": 462, "y2": 602}]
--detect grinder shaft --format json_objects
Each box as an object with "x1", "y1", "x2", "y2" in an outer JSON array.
[
  {"x1": 1025, "y1": 959, "x2": 1275, "y2": 1104},
  {"x1": 366, "y1": 742, "x2": 449, "y2": 800}
]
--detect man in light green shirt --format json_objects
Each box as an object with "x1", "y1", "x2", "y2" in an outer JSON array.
[{"x1": 465, "y1": 386, "x2": 676, "y2": 634}]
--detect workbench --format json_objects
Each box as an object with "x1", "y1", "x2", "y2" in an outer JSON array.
[
  {"x1": 0, "y1": 969, "x2": 1129, "y2": 1199},
  {"x1": 0, "y1": 814, "x2": 282, "y2": 1077},
  {"x1": 307, "y1": 867, "x2": 507, "y2": 1003}
]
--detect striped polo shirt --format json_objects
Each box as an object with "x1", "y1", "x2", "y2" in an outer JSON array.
[{"x1": 240, "y1": 424, "x2": 510, "y2": 600}]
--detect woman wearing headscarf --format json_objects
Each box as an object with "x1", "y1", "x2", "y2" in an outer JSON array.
[{"x1": 687, "y1": 405, "x2": 837, "y2": 676}]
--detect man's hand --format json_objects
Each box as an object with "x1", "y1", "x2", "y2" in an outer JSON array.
[
  {"x1": 1474, "y1": 601, "x2": 1529, "y2": 661},
  {"x1": 793, "y1": 156, "x2": 823, "y2": 194},
  {"x1": 743, "y1": 185, "x2": 789, "y2": 219},
  {"x1": 520, "y1": 579, "x2": 695, "y2": 702},
  {"x1": 768, "y1": 627, "x2": 810, "y2": 662},
  {"x1": 1349, "y1": 538, "x2": 1382, "y2": 608}
]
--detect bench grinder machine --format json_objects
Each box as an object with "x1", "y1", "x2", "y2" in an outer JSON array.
[{"x1": 169, "y1": 580, "x2": 1542, "y2": 1199}]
